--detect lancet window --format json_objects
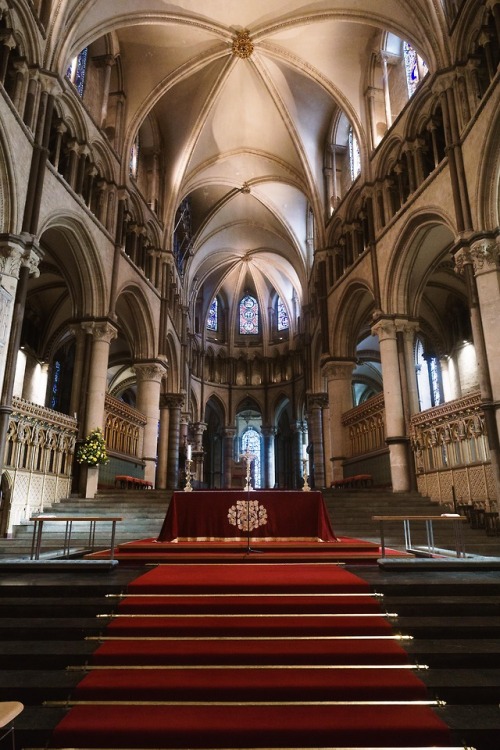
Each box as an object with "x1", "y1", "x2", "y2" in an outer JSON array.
[
  {"x1": 207, "y1": 298, "x2": 218, "y2": 331},
  {"x1": 239, "y1": 295, "x2": 259, "y2": 335},
  {"x1": 67, "y1": 48, "x2": 88, "y2": 97}
]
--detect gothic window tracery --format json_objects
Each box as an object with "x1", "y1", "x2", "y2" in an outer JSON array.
[
  {"x1": 277, "y1": 297, "x2": 289, "y2": 331},
  {"x1": 207, "y1": 298, "x2": 218, "y2": 331},
  {"x1": 239, "y1": 294, "x2": 259, "y2": 335}
]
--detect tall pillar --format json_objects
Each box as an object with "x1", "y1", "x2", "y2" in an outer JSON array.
[
  {"x1": 306, "y1": 393, "x2": 327, "y2": 488},
  {"x1": 0, "y1": 237, "x2": 42, "y2": 474},
  {"x1": 78, "y1": 321, "x2": 117, "y2": 497},
  {"x1": 372, "y1": 317, "x2": 411, "y2": 492},
  {"x1": 223, "y1": 427, "x2": 236, "y2": 489},
  {"x1": 291, "y1": 421, "x2": 306, "y2": 489},
  {"x1": 321, "y1": 359, "x2": 355, "y2": 484},
  {"x1": 192, "y1": 421, "x2": 207, "y2": 487},
  {"x1": 156, "y1": 394, "x2": 170, "y2": 490},
  {"x1": 455, "y1": 239, "x2": 500, "y2": 501},
  {"x1": 134, "y1": 361, "x2": 168, "y2": 486},
  {"x1": 81, "y1": 321, "x2": 117, "y2": 435},
  {"x1": 261, "y1": 426, "x2": 276, "y2": 489},
  {"x1": 398, "y1": 319, "x2": 420, "y2": 417},
  {"x1": 165, "y1": 394, "x2": 184, "y2": 490}
]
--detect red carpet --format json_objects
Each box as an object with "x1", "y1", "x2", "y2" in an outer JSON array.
[{"x1": 48, "y1": 562, "x2": 453, "y2": 749}]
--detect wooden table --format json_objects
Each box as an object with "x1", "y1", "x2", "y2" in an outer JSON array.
[
  {"x1": 29, "y1": 515, "x2": 122, "y2": 560},
  {"x1": 372, "y1": 514, "x2": 468, "y2": 558}
]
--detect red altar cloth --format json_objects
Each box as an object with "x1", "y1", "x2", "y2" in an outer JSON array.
[{"x1": 157, "y1": 490, "x2": 337, "y2": 542}]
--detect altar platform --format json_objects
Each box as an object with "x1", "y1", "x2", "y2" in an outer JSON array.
[{"x1": 156, "y1": 490, "x2": 337, "y2": 543}]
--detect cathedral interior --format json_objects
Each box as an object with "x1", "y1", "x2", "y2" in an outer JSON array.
[{"x1": 0, "y1": 4, "x2": 499, "y2": 749}]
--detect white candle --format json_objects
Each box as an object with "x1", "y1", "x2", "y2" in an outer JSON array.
[
  {"x1": 186, "y1": 444, "x2": 192, "y2": 460},
  {"x1": 303, "y1": 445, "x2": 308, "y2": 460}
]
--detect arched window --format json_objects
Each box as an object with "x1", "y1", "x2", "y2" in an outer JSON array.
[
  {"x1": 277, "y1": 296, "x2": 289, "y2": 331},
  {"x1": 67, "y1": 48, "x2": 88, "y2": 97},
  {"x1": 403, "y1": 42, "x2": 428, "y2": 97},
  {"x1": 207, "y1": 298, "x2": 218, "y2": 331},
  {"x1": 239, "y1": 294, "x2": 259, "y2": 335},
  {"x1": 348, "y1": 126, "x2": 361, "y2": 180},
  {"x1": 241, "y1": 427, "x2": 261, "y2": 489}
]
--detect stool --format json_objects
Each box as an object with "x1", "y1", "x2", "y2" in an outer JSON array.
[{"x1": 0, "y1": 702, "x2": 23, "y2": 750}]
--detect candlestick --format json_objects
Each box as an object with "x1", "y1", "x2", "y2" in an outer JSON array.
[
  {"x1": 301, "y1": 457, "x2": 311, "y2": 492},
  {"x1": 184, "y1": 458, "x2": 193, "y2": 491}
]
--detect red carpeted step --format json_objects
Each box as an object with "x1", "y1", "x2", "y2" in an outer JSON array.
[
  {"x1": 48, "y1": 703, "x2": 452, "y2": 749},
  {"x1": 105, "y1": 612, "x2": 395, "y2": 637},
  {"x1": 90, "y1": 636, "x2": 413, "y2": 666},
  {"x1": 73, "y1": 665, "x2": 430, "y2": 702},
  {"x1": 116, "y1": 593, "x2": 385, "y2": 615},
  {"x1": 126, "y1": 563, "x2": 373, "y2": 594}
]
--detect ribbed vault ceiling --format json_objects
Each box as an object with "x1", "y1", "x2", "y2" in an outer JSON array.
[{"x1": 54, "y1": 1, "x2": 442, "y2": 321}]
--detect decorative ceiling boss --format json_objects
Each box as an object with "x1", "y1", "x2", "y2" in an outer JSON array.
[{"x1": 232, "y1": 30, "x2": 254, "y2": 59}]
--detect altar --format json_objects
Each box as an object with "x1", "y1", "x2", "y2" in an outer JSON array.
[{"x1": 157, "y1": 490, "x2": 337, "y2": 542}]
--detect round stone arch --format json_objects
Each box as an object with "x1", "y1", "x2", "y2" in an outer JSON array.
[
  {"x1": 331, "y1": 278, "x2": 377, "y2": 358},
  {"x1": 37, "y1": 214, "x2": 108, "y2": 318},
  {"x1": 113, "y1": 283, "x2": 156, "y2": 362},
  {"x1": 383, "y1": 210, "x2": 456, "y2": 318}
]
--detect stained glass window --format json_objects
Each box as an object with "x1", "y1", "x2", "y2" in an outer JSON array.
[
  {"x1": 242, "y1": 427, "x2": 261, "y2": 489},
  {"x1": 403, "y1": 42, "x2": 427, "y2": 97},
  {"x1": 277, "y1": 297, "x2": 289, "y2": 331},
  {"x1": 67, "y1": 48, "x2": 88, "y2": 97},
  {"x1": 239, "y1": 294, "x2": 259, "y2": 335},
  {"x1": 207, "y1": 298, "x2": 218, "y2": 331},
  {"x1": 50, "y1": 360, "x2": 61, "y2": 410},
  {"x1": 348, "y1": 127, "x2": 361, "y2": 180}
]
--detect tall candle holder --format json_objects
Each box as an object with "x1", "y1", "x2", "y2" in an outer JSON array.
[
  {"x1": 301, "y1": 457, "x2": 311, "y2": 492},
  {"x1": 184, "y1": 458, "x2": 193, "y2": 492},
  {"x1": 240, "y1": 449, "x2": 256, "y2": 492}
]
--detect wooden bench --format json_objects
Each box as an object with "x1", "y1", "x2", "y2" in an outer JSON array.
[
  {"x1": 115, "y1": 475, "x2": 153, "y2": 490},
  {"x1": 29, "y1": 515, "x2": 122, "y2": 560}
]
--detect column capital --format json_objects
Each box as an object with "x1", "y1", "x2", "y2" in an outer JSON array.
[
  {"x1": 81, "y1": 319, "x2": 118, "y2": 344},
  {"x1": 306, "y1": 392, "x2": 328, "y2": 411},
  {"x1": 163, "y1": 392, "x2": 185, "y2": 410},
  {"x1": 454, "y1": 237, "x2": 500, "y2": 275},
  {"x1": 133, "y1": 359, "x2": 168, "y2": 383},
  {"x1": 320, "y1": 357, "x2": 356, "y2": 381},
  {"x1": 0, "y1": 233, "x2": 43, "y2": 279},
  {"x1": 261, "y1": 425, "x2": 277, "y2": 438},
  {"x1": 371, "y1": 315, "x2": 397, "y2": 341}
]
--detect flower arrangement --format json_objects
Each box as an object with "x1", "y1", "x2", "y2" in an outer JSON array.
[{"x1": 76, "y1": 427, "x2": 109, "y2": 466}]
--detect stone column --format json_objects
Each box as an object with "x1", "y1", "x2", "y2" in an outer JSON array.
[
  {"x1": 192, "y1": 421, "x2": 207, "y2": 486},
  {"x1": 223, "y1": 427, "x2": 236, "y2": 489},
  {"x1": 372, "y1": 317, "x2": 411, "y2": 492},
  {"x1": 134, "y1": 360, "x2": 168, "y2": 486},
  {"x1": 379, "y1": 52, "x2": 393, "y2": 129},
  {"x1": 0, "y1": 236, "x2": 42, "y2": 474},
  {"x1": 81, "y1": 321, "x2": 117, "y2": 435},
  {"x1": 156, "y1": 394, "x2": 170, "y2": 490},
  {"x1": 261, "y1": 426, "x2": 276, "y2": 489},
  {"x1": 321, "y1": 359, "x2": 355, "y2": 484},
  {"x1": 398, "y1": 319, "x2": 420, "y2": 416},
  {"x1": 165, "y1": 394, "x2": 184, "y2": 490},
  {"x1": 77, "y1": 321, "x2": 117, "y2": 497},
  {"x1": 306, "y1": 393, "x2": 328, "y2": 488},
  {"x1": 455, "y1": 239, "x2": 500, "y2": 501}
]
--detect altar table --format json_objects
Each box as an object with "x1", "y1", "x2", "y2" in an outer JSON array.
[{"x1": 157, "y1": 490, "x2": 336, "y2": 542}]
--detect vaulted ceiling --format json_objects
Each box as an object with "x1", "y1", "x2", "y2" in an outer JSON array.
[{"x1": 53, "y1": 1, "x2": 444, "y2": 326}]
